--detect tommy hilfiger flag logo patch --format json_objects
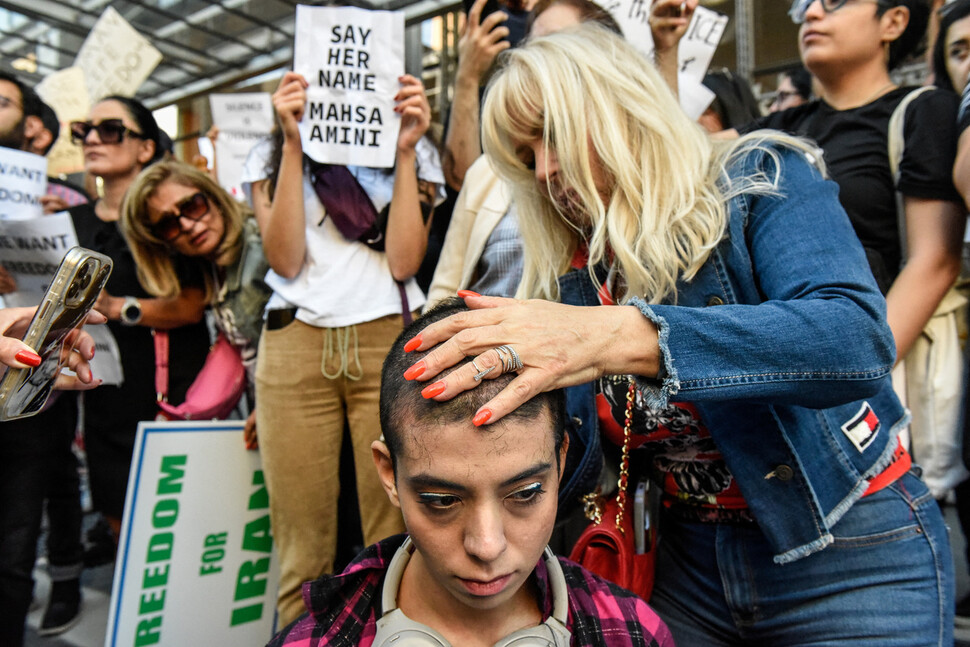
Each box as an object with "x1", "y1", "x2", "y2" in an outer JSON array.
[{"x1": 841, "y1": 402, "x2": 880, "y2": 453}]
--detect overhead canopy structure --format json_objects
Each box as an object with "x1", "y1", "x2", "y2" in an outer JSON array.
[{"x1": 0, "y1": 0, "x2": 459, "y2": 110}]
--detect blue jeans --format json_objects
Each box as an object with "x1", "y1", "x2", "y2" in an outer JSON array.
[{"x1": 650, "y1": 471, "x2": 953, "y2": 646}]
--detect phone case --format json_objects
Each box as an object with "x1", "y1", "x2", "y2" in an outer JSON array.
[{"x1": 0, "y1": 246, "x2": 113, "y2": 421}]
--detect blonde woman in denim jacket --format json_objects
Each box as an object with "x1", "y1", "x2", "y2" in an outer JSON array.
[{"x1": 403, "y1": 26, "x2": 953, "y2": 646}]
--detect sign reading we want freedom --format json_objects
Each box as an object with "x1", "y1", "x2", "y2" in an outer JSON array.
[
  {"x1": 106, "y1": 422, "x2": 280, "y2": 646},
  {"x1": 294, "y1": 5, "x2": 404, "y2": 168}
]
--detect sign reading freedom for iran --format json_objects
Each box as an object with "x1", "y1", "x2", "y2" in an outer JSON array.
[
  {"x1": 106, "y1": 421, "x2": 280, "y2": 647},
  {"x1": 294, "y1": 5, "x2": 404, "y2": 168}
]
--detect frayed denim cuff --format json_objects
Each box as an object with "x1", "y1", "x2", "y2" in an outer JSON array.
[{"x1": 628, "y1": 297, "x2": 679, "y2": 408}]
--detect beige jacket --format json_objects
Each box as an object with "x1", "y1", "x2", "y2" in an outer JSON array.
[{"x1": 425, "y1": 155, "x2": 513, "y2": 310}]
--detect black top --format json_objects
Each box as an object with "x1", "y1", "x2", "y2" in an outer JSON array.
[
  {"x1": 740, "y1": 86, "x2": 962, "y2": 292},
  {"x1": 69, "y1": 202, "x2": 209, "y2": 421}
]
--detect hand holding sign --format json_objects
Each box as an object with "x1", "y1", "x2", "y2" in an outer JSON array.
[
  {"x1": 393, "y1": 75, "x2": 432, "y2": 154},
  {"x1": 272, "y1": 72, "x2": 310, "y2": 145},
  {"x1": 650, "y1": 0, "x2": 697, "y2": 56}
]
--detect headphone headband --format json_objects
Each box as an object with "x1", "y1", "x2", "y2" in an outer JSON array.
[{"x1": 375, "y1": 537, "x2": 571, "y2": 647}]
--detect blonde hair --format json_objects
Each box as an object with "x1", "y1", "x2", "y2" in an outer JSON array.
[
  {"x1": 121, "y1": 160, "x2": 248, "y2": 301},
  {"x1": 482, "y1": 24, "x2": 815, "y2": 303}
]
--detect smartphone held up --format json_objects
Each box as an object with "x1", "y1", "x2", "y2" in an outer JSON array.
[{"x1": 0, "y1": 247, "x2": 112, "y2": 421}]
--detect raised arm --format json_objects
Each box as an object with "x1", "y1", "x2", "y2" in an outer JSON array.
[
  {"x1": 442, "y1": 0, "x2": 511, "y2": 191},
  {"x1": 256, "y1": 72, "x2": 310, "y2": 279},
  {"x1": 385, "y1": 75, "x2": 435, "y2": 281},
  {"x1": 650, "y1": 0, "x2": 698, "y2": 98}
]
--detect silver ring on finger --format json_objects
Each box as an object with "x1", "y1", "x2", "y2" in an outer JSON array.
[{"x1": 472, "y1": 358, "x2": 495, "y2": 382}]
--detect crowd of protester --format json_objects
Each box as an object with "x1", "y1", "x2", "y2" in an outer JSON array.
[{"x1": 1, "y1": 0, "x2": 970, "y2": 643}]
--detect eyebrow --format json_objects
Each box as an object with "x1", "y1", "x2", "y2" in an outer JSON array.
[{"x1": 406, "y1": 462, "x2": 553, "y2": 492}]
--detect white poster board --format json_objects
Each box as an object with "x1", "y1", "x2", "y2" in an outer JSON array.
[
  {"x1": 294, "y1": 5, "x2": 404, "y2": 168},
  {"x1": 86, "y1": 324, "x2": 124, "y2": 387},
  {"x1": 677, "y1": 6, "x2": 728, "y2": 120},
  {"x1": 601, "y1": 0, "x2": 725, "y2": 119},
  {"x1": 35, "y1": 67, "x2": 90, "y2": 177},
  {"x1": 75, "y1": 6, "x2": 163, "y2": 103},
  {"x1": 106, "y1": 421, "x2": 280, "y2": 647},
  {"x1": 0, "y1": 213, "x2": 78, "y2": 307},
  {"x1": 209, "y1": 93, "x2": 275, "y2": 200},
  {"x1": 0, "y1": 147, "x2": 48, "y2": 221}
]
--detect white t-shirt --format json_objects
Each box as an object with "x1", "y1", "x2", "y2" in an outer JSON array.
[{"x1": 240, "y1": 138, "x2": 444, "y2": 328}]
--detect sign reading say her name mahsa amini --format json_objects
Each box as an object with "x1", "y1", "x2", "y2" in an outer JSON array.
[{"x1": 294, "y1": 5, "x2": 404, "y2": 168}]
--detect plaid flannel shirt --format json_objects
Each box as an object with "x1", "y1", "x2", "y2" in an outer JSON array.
[{"x1": 267, "y1": 534, "x2": 673, "y2": 647}]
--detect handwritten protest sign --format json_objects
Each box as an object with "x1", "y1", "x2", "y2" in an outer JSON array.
[
  {"x1": 209, "y1": 93, "x2": 275, "y2": 200},
  {"x1": 36, "y1": 67, "x2": 89, "y2": 176},
  {"x1": 106, "y1": 421, "x2": 280, "y2": 647},
  {"x1": 678, "y1": 7, "x2": 729, "y2": 84},
  {"x1": 75, "y1": 6, "x2": 162, "y2": 103},
  {"x1": 294, "y1": 6, "x2": 404, "y2": 168},
  {"x1": 0, "y1": 213, "x2": 78, "y2": 307},
  {"x1": 0, "y1": 148, "x2": 47, "y2": 221},
  {"x1": 601, "y1": 0, "x2": 725, "y2": 119}
]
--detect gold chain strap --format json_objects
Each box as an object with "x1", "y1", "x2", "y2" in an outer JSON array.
[
  {"x1": 614, "y1": 380, "x2": 635, "y2": 533},
  {"x1": 579, "y1": 379, "x2": 636, "y2": 530}
]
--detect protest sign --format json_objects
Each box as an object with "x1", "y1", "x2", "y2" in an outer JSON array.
[
  {"x1": 0, "y1": 147, "x2": 47, "y2": 221},
  {"x1": 294, "y1": 5, "x2": 404, "y2": 168},
  {"x1": 209, "y1": 93, "x2": 275, "y2": 200},
  {"x1": 36, "y1": 67, "x2": 90, "y2": 176},
  {"x1": 86, "y1": 324, "x2": 124, "y2": 386},
  {"x1": 0, "y1": 212, "x2": 77, "y2": 307},
  {"x1": 75, "y1": 6, "x2": 162, "y2": 103},
  {"x1": 600, "y1": 0, "x2": 655, "y2": 58},
  {"x1": 106, "y1": 421, "x2": 280, "y2": 647},
  {"x1": 678, "y1": 6, "x2": 729, "y2": 84},
  {"x1": 601, "y1": 0, "x2": 725, "y2": 119}
]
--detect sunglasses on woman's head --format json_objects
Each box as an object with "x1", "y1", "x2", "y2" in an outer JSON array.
[
  {"x1": 69, "y1": 119, "x2": 146, "y2": 145},
  {"x1": 150, "y1": 192, "x2": 210, "y2": 241},
  {"x1": 788, "y1": 0, "x2": 891, "y2": 23}
]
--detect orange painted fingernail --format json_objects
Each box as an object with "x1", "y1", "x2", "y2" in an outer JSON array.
[
  {"x1": 15, "y1": 350, "x2": 41, "y2": 367},
  {"x1": 422, "y1": 381, "x2": 446, "y2": 398},
  {"x1": 457, "y1": 289, "x2": 481, "y2": 298},
  {"x1": 404, "y1": 361, "x2": 426, "y2": 381},
  {"x1": 473, "y1": 409, "x2": 493, "y2": 426},
  {"x1": 404, "y1": 334, "x2": 422, "y2": 353}
]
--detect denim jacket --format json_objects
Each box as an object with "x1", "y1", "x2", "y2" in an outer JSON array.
[{"x1": 559, "y1": 143, "x2": 905, "y2": 564}]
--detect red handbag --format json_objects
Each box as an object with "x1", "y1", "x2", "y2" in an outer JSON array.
[{"x1": 568, "y1": 381, "x2": 656, "y2": 601}]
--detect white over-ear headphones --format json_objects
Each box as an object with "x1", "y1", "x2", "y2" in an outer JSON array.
[{"x1": 372, "y1": 537, "x2": 572, "y2": 646}]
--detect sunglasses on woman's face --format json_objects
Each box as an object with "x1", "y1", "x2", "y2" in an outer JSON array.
[
  {"x1": 150, "y1": 192, "x2": 210, "y2": 241},
  {"x1": 69, "y1": 119, "x2": 146, "y2": 145}
]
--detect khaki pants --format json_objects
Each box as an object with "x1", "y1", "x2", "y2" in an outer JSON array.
[{"x1": 255, "y1": 314, "x2": 407, "y2": 626}]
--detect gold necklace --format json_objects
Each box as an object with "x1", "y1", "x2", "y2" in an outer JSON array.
[{"x1": 859, "y1": 82, "x2": 897, "y2": 106}]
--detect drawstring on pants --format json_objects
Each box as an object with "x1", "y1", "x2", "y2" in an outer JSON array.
[{"x1": 322, "y1": 325, "x2": 363, "y2": 381}]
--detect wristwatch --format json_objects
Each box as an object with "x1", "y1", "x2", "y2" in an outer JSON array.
[{"x1": 120, "y1": 296, "x2": 142, "y2": 326}]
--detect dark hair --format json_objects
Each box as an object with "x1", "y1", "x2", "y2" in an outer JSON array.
[
  {"x1": 526, "y1": 0, "x2": 624, "y2": 35},
  {"x1": 702, "y1": 69, "x2": 763, "y2": 129},
  {"x1": 0, "y1": 72, "x2": 42, "y2": 120},
  {"x1": 785, "y1": 66, "x2": 813, "y2": 100},
  {"x1": 878, "y1": 0, "x2": 930, "y2": 70},
  {"x1": 379, "y1": 297, "x2": 566, "y2": 471},
  {"x1": 99, "y1": 95, "x2": 164, "y2": 164},
  {"x1": 932, "y1": 0, "x2": 970, "y2": 92},
  {"x1": 37, "y1": 100, "x2": 59, "y2": 155}
]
